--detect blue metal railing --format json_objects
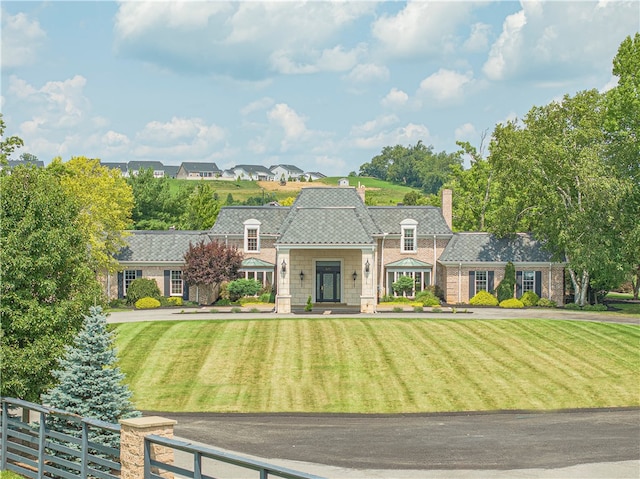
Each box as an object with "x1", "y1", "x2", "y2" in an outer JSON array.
[
  {"x1": 0, "y1": 397, "x2": 121, "y2": 479},
  {"x1": 145, "y1": 434, "x2": 327, "y2": 479}
]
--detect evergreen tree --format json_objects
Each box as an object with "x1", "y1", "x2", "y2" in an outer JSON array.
[
  {"x1": 496, "y1": 261, "x2": 516, "y2": 302},
  {"x1": 42, "y1": 306, "x2": 140, "y2": 445}
]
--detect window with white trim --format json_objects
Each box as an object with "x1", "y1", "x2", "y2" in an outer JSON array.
[
  {"x1": 124, "y1": 270, "x2": 137, "y2": 296},
  {"x1": 244, "y1": 219, "x2": 261, "y2": 252},
  {"x1": 170, "y1": 270, "x2": 183, "y2": 296},
  {"x1": 400, "y1": 219, "x2": 418, "y2": 253},
  {"x1": 522, "y1": 271, "x2": 535, "y2": 293},
  {"x1": 475, "y1": 271, "x2": 488, "y2": 292}
]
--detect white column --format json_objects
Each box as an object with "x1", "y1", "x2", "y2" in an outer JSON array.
[
  {"x1": 276, "y1": 249, "x2": 291, "y2": 313},
  {"x1": 360, "y1": 249, "x2": 376, "y2": 313}
]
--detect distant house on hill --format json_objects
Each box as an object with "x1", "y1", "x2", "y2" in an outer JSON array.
[
  {"x1": 270, "y1": 164, "x2": 304, "y2": 181},
  {"x1": 2, "y1": 159, "x2": 45, "y2": 172},
  {"x1": 304, "y1": 172, "x2": 326, "y2": 181},
  {"x1": 177, "y1": 162, "x2": 222, "y2": 180},
  {"x1": 128, "y1": 161, "x2": 166, "y2": 178},
  {"x1": 163, "y1": 165, "x2": 180, "y2": 178},
  {"x1": 225, "y1": 165, "x2": 275, "y2": 181},
  {"x1": 101, "y1": 162, "x2": 129, "y2": 176}
]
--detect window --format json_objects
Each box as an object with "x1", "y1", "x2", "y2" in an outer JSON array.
[
  {"x1": 170, "y1": 270, "x2": 183, "y2": 296},
  {"x1": 387, "y1": 270, "x2": 431, "y2": 297},
  {"x1": 475, "y1": 271, "x2": 488, "y2": 292},
  {"x1": 400, "y1": 219, "x2": 418, "y2": 253},
  {"x1": 244, "y1": 270, "x2": 273, "y2": 288},
  {"x1": 244, "y1": 219, "x2": 261, "y2": 252},
  {"x1": 124, "y1": 270, "x2": 137, "y2": 296},
  {"x1": 522, "y1": 271, "x2": 535, "y2": 293}
]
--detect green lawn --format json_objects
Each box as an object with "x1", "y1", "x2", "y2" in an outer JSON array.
[{"x1": 114, "y1": 318, "x2": 639, "y2": 414}]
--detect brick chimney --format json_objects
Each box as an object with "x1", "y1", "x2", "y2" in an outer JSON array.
[{"x1": 441, "y1": 188, "x2": 452, "y2": 230}]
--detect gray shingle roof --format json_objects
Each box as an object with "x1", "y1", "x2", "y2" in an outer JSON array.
[
  {"x1": 438, "y1": 233, "x2": 556, "y2": 263},
  {"x1": 368, "y1": 206, "x2": 452, "y2": 235},
  {"x1": 116, "y1": 230, "x2": 209, "y2": 262},
  {"x1": 234, "y1": 165, "x2": 274, "y2": 175},
  {"x1": 210, "y1": 207, "x2": 290, "y2": 236},
  {"x1": 180, "y1": 162, "x2": 221, "y2": 172},
  {"x1": 128, "y1": 161, "x2": 165, "y2": 171},
  {"x1": 270, "y1": 164, "x2": 304, "y2": 173},
  {"x1": 275, "y1": 188, "x2": 381, "y2": 245}
]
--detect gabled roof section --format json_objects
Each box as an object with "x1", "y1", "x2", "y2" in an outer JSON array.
[
  {"x1": 233, "y1": 164, "x2": 274, "y2": 175},
  {"x1": 368, "y1": 206, "x2": 452, "y2": 235},
  {"x1": 128, "y1": 160, "x2": 164, "y2": 171},
  {"x1": 6, "y1": 160, "x2": 45, "y2": 168},
  {"x1": 210, "y1": 206, "x2": 290, "y2": 236},
  {"x1": 438, "y1": 233, "x2": 557, "y2": 263},
  {"x1": 276, "y1": 187, "x2": 380, "y2": 245},
  {"x1": 386, "y1": 258, "x2": 433, "y2": 268},
  {"x1": 116, "y1": 230, "x2": 208, "y2": 262},
  {"x1": 102, "y1": 162, "x2": 128, "y2": 173},
  {"x1": 270, "y1": 164, "x2": 304, "y2": 173},
  {"x1": 180, "y1": 162, "x2": 221, "y2": 172}
]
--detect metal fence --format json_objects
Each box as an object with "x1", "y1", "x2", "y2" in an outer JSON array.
[
  {"x1": 145, "y1": 434, "x2": 326, "y2": 479},
  {"x1": 0, "y1": 397, "x2": 121, "y2": 479}
]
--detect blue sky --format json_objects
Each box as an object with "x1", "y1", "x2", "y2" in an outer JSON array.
[{"x1": 1, "y1": 1, "x2": 638, "y2": 176}]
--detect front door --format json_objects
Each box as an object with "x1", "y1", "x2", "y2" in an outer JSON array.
[{"x1": 316, "y1": 261, "x2": 341, "y2": 302}]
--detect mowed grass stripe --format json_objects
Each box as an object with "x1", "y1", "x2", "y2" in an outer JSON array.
[{"x1": 114, "y1": 319, "x2": 640, "y2": 413}]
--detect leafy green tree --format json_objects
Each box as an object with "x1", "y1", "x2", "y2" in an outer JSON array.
[
  {"x1": 496, "y1": 262, "x2": 515, "y2": 302},
  {"x1": 180, "y1": 181, "x2": 221, "y2": 229},
  {"x1": 488, "y1": 89, "x2": 625, "y2": 306},
  {"x1": 604, "y1": 33, "x2": 640, "y2": 299},
  {"x1": 226, "y1": 278, "x2": 262, "y2": 301},
  {"x1": 125, "y1": 278, "x2": 162, "y2": 305},
  {"x1": 392, "y1": 275, "x2": 415, "y2": 297},
  {"x1": 1, "y1": 166, "x2": 102, "y2": 400},
  {"x1": 0, "y1": 114, "x2": 24, "y2": 165},
  {"x1": 127, "y1": 168, "x2": 188, "y2": 229},
  {"x1": 48, "y1": 156, "x2": 134, "y2": 272}
]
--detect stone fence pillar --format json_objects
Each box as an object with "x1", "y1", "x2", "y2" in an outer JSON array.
[{"x1": 120, "y1": 416, "x2": 177, "y2": 479}]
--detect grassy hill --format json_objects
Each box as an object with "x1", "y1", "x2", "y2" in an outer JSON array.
[
  {"x1": 114, "y1": 318, "x2": 639, "y2": 413},
  {"x1": 169, "y1": 177, "x2": 420, "y2": 206}
]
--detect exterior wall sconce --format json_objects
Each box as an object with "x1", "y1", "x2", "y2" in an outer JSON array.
[
  {"x1": 352, "y1": 271, "x2": 357, "y2": 283},
  {"x1": 365, "y1": 259, "x2": 370, "y2": 273},
  {"x1": 281, "y1": 259, "x2": 287, "y2": 274},
  {"x1": 299, "y1": 270, "x2": 304, "y2": 282}
]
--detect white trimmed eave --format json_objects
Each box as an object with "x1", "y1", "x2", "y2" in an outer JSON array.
[
  {"x1": 276, "y1": 244, "x2": 375, "y2": 251},
  {"x1": 437, "y1": 260, "x2": 565, "y2": 268}
]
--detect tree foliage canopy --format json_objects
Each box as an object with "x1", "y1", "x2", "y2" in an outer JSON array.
[
  {"x1": 0, "y1": 113, "x2": 24, "y2": 165},
  {"x1": 48, "y1": 156, "x2": 134, "y2": 272},
  {"x1": 182, "y1": 240, "x2": 243, "y2": 287},
  {"x1": 1, "y1": 166, "x2": 102, "y2": 400}
]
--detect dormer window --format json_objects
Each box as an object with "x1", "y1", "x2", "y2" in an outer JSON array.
[
  {"x1": 244, "y1": 219, "x2": 261, "y2": 252},
  {"x1": 400, "y1": 219, "x2": 418, "y2": 253}
]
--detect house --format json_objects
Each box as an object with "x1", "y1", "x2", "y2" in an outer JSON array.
[
  {"x1": 304, "y1": 172, "x2": 326, "y2": 181},
  {"x1": 4, "y1": 159, "x2": 45, "y2": 169},
  {"x1": 270, "y1": 164, "x2": 304, "y2": 182},
  {"x1": 177, "y1": 162, "x2": 222, "y2": 180},
  {"x1": 164, "y1": 165, "x2": 180, "y2": 178},
  {"x1": 226, "y1": 165, "x2": 275, "y2": 181},
  {"x1": 104, "y1": 187, "x2": 565, "y2": 310},
  {"x1": 128, "y1": 161, "x2": 166, "y2": 178},
  {"x1": 101, "y1": 162, "x2": 129, "y2": 177}
]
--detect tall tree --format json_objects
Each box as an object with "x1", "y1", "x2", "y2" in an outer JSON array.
[
  {"x1": 180, "y1": 182, "x2": 220, "y2": 230},
  {"x1": 182, "y1": 240, "x2": 243, "y2": 304},
  {"x1": 489, "y1": 89, "x2": 625, "y2": 305},
  {"x1": 604, "y1": 33, "x2": 640, "y2": 299},
  {"x1": 48, "y1": 156, "x2": 134, "y2": 272},
  {"x1": 1, "y1": 166, "x2": 102, "y2": 400}
]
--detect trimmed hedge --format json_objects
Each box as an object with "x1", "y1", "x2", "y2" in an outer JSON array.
[
  {"x1": 126, "y1": 278, "x2": 161, "y2": 305},
  {"x1": 469, "y1": 290, "x2": 499, "y2": 306},
  {"x1": 537, "y1": 298, "x2": 557, "y2": 308},
  {"x1": 167, "y1": 296, "x2": 183, "y2": 306},
  {"x1": 520, "y1": 291, "x2": 540, "y2": 307},
  {"x1": 415, "y1": 289, "x2": 441, "y2": 306},
  {"x1": 135, "y1": 297, "x2": 161, "y2": 309},
  {"x1": 499, "y1": 298, "x2": 524, "y2": 309}
]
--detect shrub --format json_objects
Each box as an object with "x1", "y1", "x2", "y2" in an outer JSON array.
[
  {"x1": 258, "y1": 293, "x2": 272, "y2": 303},
  {"x1": 432, "y1": 307, "x2": 442, "y2": 313},
  {"x1": 499, "y1": 298, "x2": 524, "y2": 309},
  {"x1": 520, "y1": 291, "x2": 539, "y2": 307},
  {"x1": 126, "y1": 278, "x2": 161, "y2": 305},
  {"x1": 537, "y1": 298, "x2": 557, "y2": 308},
  {"x1": 231, "y1": 307, "x2": 242, "y2": 313},
  {"x1": 413, "y1": 305, "x2": 423, "y2": 312},
  {"x1": 250, "y1": 308, "x2": 260, "y2": 313},
  {"x1": 424, "y1": 284, "x2": 446, "y2": 302},
  {"x1": 496, "y1": 262, "x2": 516, "y2": 302},
  {"x1": 108, "y1": 298, "x2": 127, "y2": 309},
  {"x1": 469, "y1": 290, "x2": 498, "y2": 306},
  {"x1": 415, "y1": 289, "x2": 440, "y2": 306},
  {"x1": 564, "y1": 302, "x2": 582, "y2": 310},
  {"x1": 167, "y1": 297, "x2": 183, "y2": 306},
  {"x1": 226, "y1": 278, "x2": 262, "y2": 301},
  {"x1": 215, "y1": 298, "x2": 231, "y2": 306},
  {"x1": 392, "y1": 276, "x2": 415, "y2": 297},
  {"x1": 582, "y1": 304, "x2": 607, "y2": 311},
  {"x1": 392, "y1": 306, "x2": 404, "y2": 313},
  {"x1": 134, "y1": 297, "x2": 161, "y2": 309},
  {"x1": 305, "y1": 296, "x2": 313, "y2": 312}
]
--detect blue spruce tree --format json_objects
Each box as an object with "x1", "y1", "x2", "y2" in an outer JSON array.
[{"x1": 42, "y1": 306, "x2": 140, "y2": 448}]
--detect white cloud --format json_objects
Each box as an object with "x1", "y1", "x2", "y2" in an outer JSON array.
[
  {"x1": 136, "y1": 117, "x2": 226, "y2": 151},
  {"x1": 419, "y1": 69, "x2": 474, "y2": 102},
  {"x1": 372, "y1": 1, "x2": 472, "y2": 58},
  {"x1": 350, "y1": 115, "x2": 399, "y2": 137},
  {"x1": 1, "y1": 9, "x2": 46, "y2": 68},
  {"x1": 483, "y1": 1, "x2": 639, "y2": 81},
  {"x1": 454, "y1": 123, "x2": 478, "y2": 141},
  {"x1": 267, "y1": 104, "x2": 307, "y2": 140},
  {"x1": 114, "y1": 1, "x2": 375, "y2": 80},
  {"x1": 352, "y1": 122, "x2": 430, "y2": 150},
  {"x1": 381, "y1": 88, "x2": 409, "y2": 109},
  {"x1": 241, "y1": 97, "x2": 275, "y2": 116},
  {"x1": 345, "y1": 63, "x2": 390, "y2": 84},
  {"x1": 464, "y1": 23, "x2": 492, "y2": 52}
]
